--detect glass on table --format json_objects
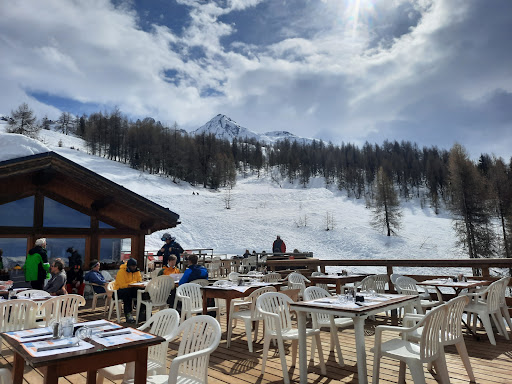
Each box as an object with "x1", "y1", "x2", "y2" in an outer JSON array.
[{"x1": 75, "y1": 326, "x2": 92, "y2": 344}]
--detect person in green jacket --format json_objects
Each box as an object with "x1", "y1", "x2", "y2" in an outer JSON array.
[{"x1": 23, "y1": 238, "x2": 50, "y2": 290}]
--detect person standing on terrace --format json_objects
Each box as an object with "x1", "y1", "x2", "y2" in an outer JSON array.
[
  {"x1": 272, "y1": 235, "x2": 286, "y2": 253},
  {"x1": 157, "y1": 233, "x2": 184, "y2": 266},
  {"x1": 23, "y1": 238, "x2": 50, "y2": 290}
]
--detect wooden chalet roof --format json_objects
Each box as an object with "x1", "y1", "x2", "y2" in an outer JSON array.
[{"x1": 0, "y1": 151, "x2": 179, "y2": 233}]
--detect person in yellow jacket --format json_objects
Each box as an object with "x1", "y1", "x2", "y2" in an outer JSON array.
[
  {"x1": 113, "y1": 258, "x2": 141, "y2": 323},
  {"x1": 158, "y1": 255, "x2": 180, "y2": 276}
]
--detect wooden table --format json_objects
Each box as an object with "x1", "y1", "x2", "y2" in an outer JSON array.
[
  {"x1": 2, "y1": 325, "x2": 164, "y2": 384},
  {"x1": 291, "y1": 294, "x2": 416, "y2": 384},
  {"x1": 308, "y1": 274, "x2": 367, "y2": 295},
  {"x1": 201, "y1": 283, "x2": 283, "y2": 334},
  {"x1": 417, "y1": 278, "x2": 491, "y2": 297}
]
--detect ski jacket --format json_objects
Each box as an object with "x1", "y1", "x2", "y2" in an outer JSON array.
[
  {"x1": 68, "y1": 251, "x2": 82, "y2": 268},
  {"x1": 84, "y1": 270, "x2": 107, "y2": 293},
  {"x1": 157, "y1": 241, "x2": 185, "y2": 265},
  {"x1": 113, "y1": 263, "x2": 142, "y2": 290},
  {"x1": 272, "y1": 239, "x2": 286, "y2": 253},
  {"x1": 23, "y1": 246, "x2": 50, "y2": 282},
  {"x1": 179, "y1": 264, "x2": 208, "y2": 285},
  {"x1": 159, "y1": 266, "x2": 180, "y2": 275},
  {"x1": 44, "y1": 270, "x2": 67, "y2": 294}
]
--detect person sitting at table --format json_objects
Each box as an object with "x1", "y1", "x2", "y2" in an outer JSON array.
[
  {"x1": 158, "y1": 255, "x2": 180, "y2": 275},
  {"x1": 84, "y1": 259, "x2": 107, "y2": 293},
  {"x1": 44, "y1": 258, "x2": 67, "y2": 296},
  {"x1": 113, "y1": 258, "x2": 142, "y2": 323},
  {"x1": 66, "y1": 263, "x2": 85, "y2": 295},
  {"x1": 179, "y1": 254, "x2": 208, "y2": 285}
]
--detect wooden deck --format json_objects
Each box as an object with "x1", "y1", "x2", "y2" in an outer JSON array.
[{"x1": 2, "y1": 300, "x2": 512, "y2": 384}]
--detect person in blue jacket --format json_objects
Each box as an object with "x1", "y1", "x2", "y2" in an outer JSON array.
[
  {"x1": 179, "y1": 254, "x2": 208, "y2": 285},
  {"x1": 84, "y1": 259, "x2": 107, "y2": 293}
]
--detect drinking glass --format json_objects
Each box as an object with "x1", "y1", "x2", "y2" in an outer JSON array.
[
  {"x1": 368, "y1": 288, "x2": 376, "y2": 298},
  {"x1": 61, "y1": 317, "x2": 74, "y2": 339},
  {"x1": 75, "y1": 326, "x2": 92, "y2": 344}
]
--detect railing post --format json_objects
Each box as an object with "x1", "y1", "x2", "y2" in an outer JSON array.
[
  {"x1": 481, "y1": 266, "x2": 490, "y2": 277},
  {"x1": 387, "y1": 265, "x2": 394, "y2": 292}
]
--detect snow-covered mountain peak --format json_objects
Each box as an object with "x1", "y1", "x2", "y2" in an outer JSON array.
[{"x1": 191, "y1": 114, "x2": 320, "y2": 145}]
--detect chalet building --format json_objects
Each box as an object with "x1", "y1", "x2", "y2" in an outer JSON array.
[{"x1": 0, "y1": 151, "x2": 179, "y2": 269}]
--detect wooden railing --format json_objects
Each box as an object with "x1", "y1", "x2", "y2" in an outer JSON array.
[{"x1": 266, "y1": 258, "x2": 512, "y2": 278}]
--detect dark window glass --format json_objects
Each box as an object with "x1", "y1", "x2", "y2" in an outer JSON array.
[
  {"x1": 100, "y1": 238, "x2": 129, "y2": 263},
  {"x1": 43, "y1": 197, "x2": 90, "y2": 228},
  {"x1": 0, "y1": 238, "x2": 27, "y2": 269},
  {"x1": 99, "y1": 221, "x2": 115, "y2": 229},
  {"x1": 0, "y1": 197, "x2": 34, "y2": 227},
  {"x1": 44, "y1": 238, "x2": 86, "y2": 267}
]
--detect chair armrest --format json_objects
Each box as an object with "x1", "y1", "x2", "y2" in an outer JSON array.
[
  {"x1": 403, "y1": 313, "x2": 425, "y2": 327},
  {"x1": 168, "y1": 348, "x2": 215, "y2": 380}
]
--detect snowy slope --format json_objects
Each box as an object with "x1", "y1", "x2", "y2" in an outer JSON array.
[{"x1": 0, "y1": 126, "x2": 470, "y2": 275}]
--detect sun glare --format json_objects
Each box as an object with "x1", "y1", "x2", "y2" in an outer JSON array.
[{"x1": 344, "y1": 0, "x2": 376, "y2": 38}]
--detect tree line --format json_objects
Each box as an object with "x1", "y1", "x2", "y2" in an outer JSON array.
[{"x1": 5, "y1": 103, "x2": 512, "y2": 262}]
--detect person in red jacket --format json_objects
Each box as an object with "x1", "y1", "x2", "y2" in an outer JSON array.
[{"x1": 272, "y1": 235, "x2": 286, "y2": 253}]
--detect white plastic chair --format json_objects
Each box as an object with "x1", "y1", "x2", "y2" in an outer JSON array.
[
  {"x1": 190, "y1": 279, "x2": 209, "y2": 287},
  {"x1": 463, "y1": 278, "x2": 509, "y2": 345},
  {"x1": 372, "y1": 302, "x2": 449, "y2": 384},
  {"x1": 105, "y1": 281, "x2": 121, "y2": 323},
  {"x1": 304, "y1": 286, "x2": 353, "y2": 366},
  {"x1": 135, "y1": 275, "x2": 175, "y2": 324},
  {"x1": 226, "y1": 286, "x2": 276, "y2": 352},
  {"x1": 97, "y1": 308, "x2": 180, "y2": 384},
  {"x1": 125, "y1": 315, "x2": 221, "y2": 384},
  {"x1": 207, "y1": 257, "x2": 221, "y2": 278},
  {"x1": 287, "y1": 272, "x2": 310, "y2": 299},
  {"x1": 395, "y1": 276, "x2": 442, "y2": 314},
  {"x1": 498, "y1": 277, "x2": 512, "y2": 332},
  {"x1": 39, "y1": 294, "x2": 86, "y2": 326},
  {"x1": 88, "y1": 283, "x2": 108, "y2": 310},
  {"x1": 176, "y1": 283, "x2": 219, "y2": 322},
  {"x1": 228, "y1": 272, "x2": 240, "y2": 282},
  {"x1": 391, "y1": 273, "x2": 431, "y2": 300},
  {"x1": 405, "y1": 295, "x2": 474, "y2": 382},
  {"x1": 261, "y1": 272, "x2": 281, "y2": 283},
  {"x1": 0, "y1": 299, "x2": 38, "y2": 355},
  {"x1": 256, "y1": 292, "x2": 326, "y2": 384},
  {"x1": 150, "y1": 268, "x2": 163, "y2": 279}
]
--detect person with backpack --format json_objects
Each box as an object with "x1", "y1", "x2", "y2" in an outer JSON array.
[{"x1": 272, "y1": 235, "x2": 286, "y2": 253}]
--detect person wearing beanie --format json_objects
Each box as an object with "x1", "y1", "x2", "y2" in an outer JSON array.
[
  {"x1": 84, "y1": 260, "x2": 107, "y2": 293},
  {"x1": 113, "y1": 258, "x2": 142, "y2": 323}
]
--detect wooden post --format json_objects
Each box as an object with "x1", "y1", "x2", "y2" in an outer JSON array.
[
  {"x1": 387, "y1": 265, "x2": 394, "y2": 292},
  {"x1": 90, "y1": 217, "x2": 99, "y2": 265},
  {"x1": 132, "y1": 233, "x2": 146, "y2": 270}
]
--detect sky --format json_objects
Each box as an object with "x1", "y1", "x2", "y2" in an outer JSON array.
[{"x1": 1, "y1": 0, "x2": 511, "y2": 160}]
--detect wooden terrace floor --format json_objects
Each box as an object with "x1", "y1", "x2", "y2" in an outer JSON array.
[{"x1": 1, "y1": 300, "x2": 512, "y2": 384}]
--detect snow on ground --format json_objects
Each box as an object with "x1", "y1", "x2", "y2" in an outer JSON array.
[{"x1": 1, "y1": 126, "x2": 473, "y2": 275}]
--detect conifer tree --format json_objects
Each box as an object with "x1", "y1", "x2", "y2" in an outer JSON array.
[
  {"x1": 372, "y1": 166, "x2": 401, "y2": 236},
  {"x1": 7, "y1": 103, "x2": 39, "y2": 138}
]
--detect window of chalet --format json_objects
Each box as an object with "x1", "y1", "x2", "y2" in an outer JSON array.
[
  {"x1": 0, "y1": 238, "x2": 27, "y2": 268},
  {"x1": 44, "y1": 238, "x2": 86, "y2": 267},
  {"x1": 0, "y1": 196, "x2": 34, "y2": 226},
  {"x1": 43, "y1": 197, "x2": 90, "y2": 228},
  {"x1": 100, "y1": 238, "x2": 129, "y2": 263}
]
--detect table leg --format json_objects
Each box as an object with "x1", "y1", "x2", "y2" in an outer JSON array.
[
  {"x1": 225, "y1": 298, "x2": 232, "y2": 333},
  {"x1": 134, "y1": 348, "x2": 149, "y2": 384},
  {"x1": 297, "y1": 311, "x2": 308, "y2": 384},
  {"x1": 12, "y1": 352, "x2": 25, "y2": 384},
  {"x1": 43, "y1": 366, "x2": 58, "y2": 384},
  {"x1": 353, "y1": 317, "x2": 369, "y2": 384},
  {"x1": 202, "y1": 292, "x2": 208, "y2": 315},
  {"x1": 336, "y1": 281, "x2": 341, "y2": 295},
  {"x1": 87, "y1": 369, "x2": 97, "y2": 384}
]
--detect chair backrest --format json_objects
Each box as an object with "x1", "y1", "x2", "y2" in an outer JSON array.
[
  {"x1": 147, "y1": 275, "x2": 175, "y2": 305},
  {"x1": 190, "y1": 279, "x2": 209, "y2": 287},
  {"x1": 373, "y1": 274, "x2": 389, "y2": 293},
  {"x1": 247, "y1": 286, "x2": 277, "y2": 319},
  {"x1": 497, "y1": 276, "x2": 510, "y2": 306},
  {"x1": 139, "y1": 308, "x2": 180, "y2": 366},
  {"x1": 247, "y1": 271, "x2": 260, "y2": 276},
  {"x1": 390, "y1": 273, "x2": 404, "y2": 284},
  {"x1": 0, "y1": 299, "x2": 38, "y2": 331},
  {"x1": 395, "y1": 276, "x2": 420, "y2": 296},
  {"x1": 150, "y1": 269, "x2": 163, "y2": 279},
  {"x1": 418, "y1": 302, "x2": 446, "y2": 361},
  {"x1": 311, "y1": 272, "x2": 325, "y2": 277},
  {"x1": 106, "y1": 281, "x2": 117, "y2": 296},
  {"x1": 17, "y1": 289, "x2": 50, "y2": 298},
  {"x1": 256, "y1": 292, "x2": 294, "y2": 335},
  {"x1": 262, "y1": 273, "x2": 281, "y2": 283},
  {"x1": 39, "y1": 294, "x2": 86, "y2": 326},
  {"x1": 168, "y1": 315, "x2": 221, "y2": 384},
  {"x1": 443, "y1": 295, "x2": 469, "y2": 344},
  {"x1": 485, "y1": 279, "x2": 503, "y2": 312},
  {"x1": 288, "y1": 272, "x2": 309, "y2": 295},
  {"x1": 304, "y1": 286, "x2": 332, "y2": 327},
  {"x1": 228, "y1": 272, "x2": 240, "y2": 282},
  {"x1": 176, "y1": 283, "x2": 203, "y2": 313}
]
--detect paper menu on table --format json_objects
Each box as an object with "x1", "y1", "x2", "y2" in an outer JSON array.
[
  {"x1": 92, "y1": 328, "x2": 155, "y2": 347},
  {"x1": 21, "y1": 338, "x2": 94, "y2": 357},
  {"x1": 5, "y1": 327, "x2": 54, "y2": 342}
]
